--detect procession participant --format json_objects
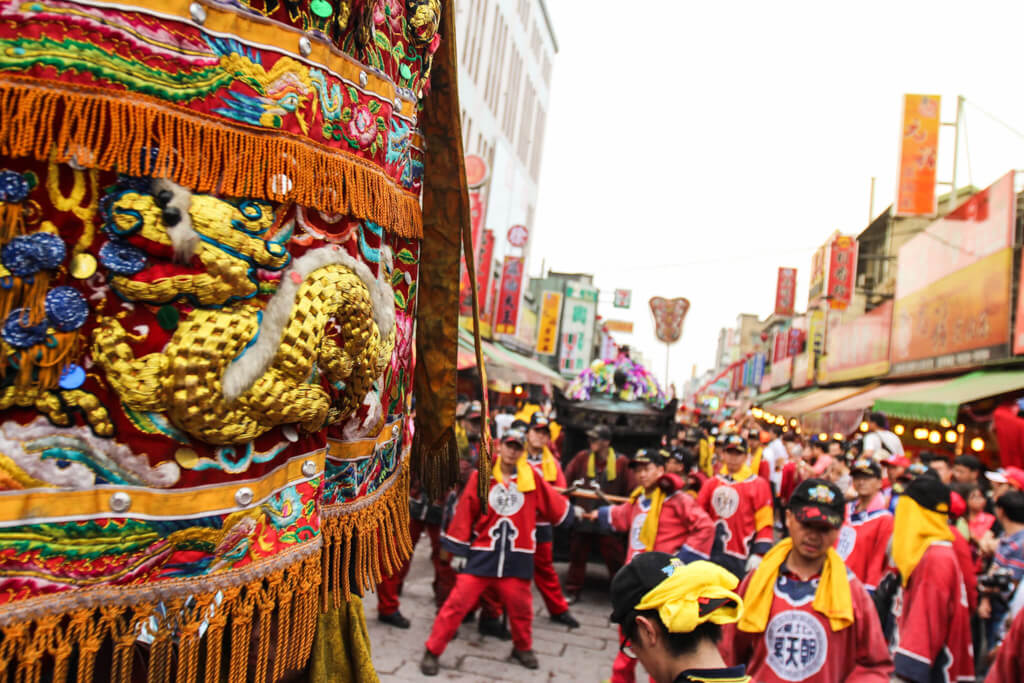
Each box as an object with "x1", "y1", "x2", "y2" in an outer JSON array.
[
  {"x1": 919, "y1": 451, "x2": 953, "y2": 485},
  {"x1": 698, "y1": 435, "x2": 774, "y2": 577},
  {"x1": 665, "y1": 448, "x2": 686, "y2": 476},
  {"x1": 610, "y1": 554, "x2": 752, "y2": 683},
  {"x1": 890, "y1": 472, "x2": 974, "y2": 683},
  {"x1": 721, "y1": 479, "x2": 893, "y2": 683},
  {"x1": 836, "y1": 458, "x2": 894, "y2": 594},
  {"x1": 377, "y1": 474, "x2": 448, "y2": 628},
  {"x1": 522, "y1": 412, "x2": 580, "y2": 628},
  {"x1": 985, "y1": 605, "x2": 1024, "y2": 683},
  {"x1": 421, "y1": 428, "x2": 575, "y2": 675},
  {"x1": 586, "y1": 448, "x2": 715, "y2": 683},
  {"x1": 881, "y1": 455, "x2": 911, "y2": 507},
  {"x1": 564, "y1": 424, "x2": 634, "y2": 603}
]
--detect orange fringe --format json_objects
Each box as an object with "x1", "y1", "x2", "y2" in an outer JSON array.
[
  {"x1": 0, "y1": 553, "x2": 321, "y2": 683},
  {"x1": 321, "y1": 458, "x2": 413, "y2": 609},
  {"x1": 0, "y1": 201, "x2": 24, "y2": 241},
  {"x1": 0, "y1": 78, "x2": 423, "y2": 239}
]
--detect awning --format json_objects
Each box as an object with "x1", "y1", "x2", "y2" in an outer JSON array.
[
  {"x1": 768, "y1": 384, "x2": 878, "y2": 418},
  {"x1": 753, "y1": 385, "x2": 791, "y2": 405},
  {"x1": 873, "y1": 369, "x2": 1024, "y2": 424},
  {"x1": 761, "y1": 388, "x2": 815, "y2": 413},
  {"x1": 457, "y1": 330, "x2": 567, "y2": 390},
  {"x1": 801, "y1": 379, "x2": 949, "y2": 436}
]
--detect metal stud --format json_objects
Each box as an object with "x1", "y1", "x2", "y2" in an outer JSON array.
[
  {"x1": 392, "y1": 423, "x2": 400, "y2": 437},
  {"x1": 359, "y1": 71, "x2": 368, "y2": 87},
  {"x1": 109, "y1": 491, "x2": 132, "y2": 513},
  {"x1": 393, "y1": 98, "x2": 402, "y2": 114},
  {"x1": 302, "y1": 460, "x2": 318, "y2": 477},
  {"x1": 282, "y1": 425, "x2": 299, "y2": 442},
  {"x1": 189, "y1": 2, "x2": 206, "y2": 24},
  {"x1": 298, "y1": 37, "x2": 312, "y2": 57},
  {"x1": 235, "y1": 487, "x2": 254, "y2": 507}
]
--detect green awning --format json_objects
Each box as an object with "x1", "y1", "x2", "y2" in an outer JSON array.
[
  {"x1": 761, "y1": 388, "x2": 817, "y2": 412},
  {"x1": 873, "y1": 369, "x2": 1024, "y2": 424},
  {"x1": 753, "y1": 385, "x2": 791, "y2": 405}
]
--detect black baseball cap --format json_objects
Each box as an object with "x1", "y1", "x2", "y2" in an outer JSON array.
[
  {"x1": 610, "y1": 552, "x2": 740, "y2": 626},
  {"x1": 668, "y1": 447, "x2": 687, "y2": 463},
  {"x1": 904, "y1": 470, "x2": 951, "y2": 514},
  {"x1": 630, "y1": 449, "x2": 666, "y2": 468},
  {"x1": 502, "y1": 427, "x2": 526, "y2": 447},
  {"x1": 788, "y1": 479, "x2": 844, "y2": 529},
  {"x1": 683, "y1": 427, "x2": 702, "y2": 445},
  {"x1": 587, "y1": 424, "x2": 612, "y2": 441},
  {"x1": 721, "y1": 434, "x2": 747, "y2": 454},
  {"x1": 851, "y1": 458, "x2": 882, "y2": 478},
  {"x1": 528, "y1": 413, "x2": 551, "y2": 432}
]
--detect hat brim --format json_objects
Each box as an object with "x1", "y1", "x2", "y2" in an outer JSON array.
[
  {"x1": 791, "y1": 504, "x2": 842, "y2": 529},
  {"x1": 502, "y1": 438, "x2": 524, "y2": 447},
  {"x1": 986, "y1": 472, "x2": 1008, "y2": 484}
]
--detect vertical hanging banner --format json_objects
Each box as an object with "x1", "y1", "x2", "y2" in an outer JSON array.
[
  {"x1": 808, "y1": 245, "x2": 827, "y2": 306},
  {"x1": 494, "y1": 256, "x2": 524, "y2": 336},
  {"x1": 648, "y1": 297, "x2": 691, "y2": 343},
  {"x1": 459, "y1": 154, "x2": 490, "y2": 316},
  {"x1": 774, "y1": 267, "x2": 797, "y2": 316},
  {"x1": 896, "y1": 94, "x2": 941, "y2": 216},
  {"x1": 476, "y1": 229, "x2": 496, "y2": 320},
  {"x1": 827, "y1": 236, "x2": 857, "y2": 309},
  {"x1": 560, "y1": 282, "x2": 599, "y2": 375},
  {"x1": 536, "y1": 291, "x2": 562, "y2": 355},
  {"x1": 613, "y1": 289, "x2": 632, "y2": 308}
]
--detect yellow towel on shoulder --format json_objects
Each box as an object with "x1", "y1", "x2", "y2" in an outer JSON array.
[
  {"x1": 630, "y1": 485, "x2": 665, "y2": 551},
  {"x1": 586, "y1": 447, "x2": 617, "y2": 481},
  {"x1": 737, "y1": 538, "x2": 853, "y2": 633},
  {"x1": 493, "y1": 457, "x2": 536, "y2": 492}
]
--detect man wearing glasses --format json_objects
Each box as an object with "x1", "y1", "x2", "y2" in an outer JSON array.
[
  {"x1": 698, "y1": 435, "x2": 775, "y2": 578},
  {"x1": 609, "y1": 553, "x2": 751, "y2": 683}
]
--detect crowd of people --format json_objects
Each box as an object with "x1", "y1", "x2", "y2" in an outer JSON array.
[{"x1": 376, "y1": 400, "x2": 1024, "y2": 683}]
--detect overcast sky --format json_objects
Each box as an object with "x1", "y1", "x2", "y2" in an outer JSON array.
[{"x1": 530, "y1": 0, "x2": 1024, "y2": 393}]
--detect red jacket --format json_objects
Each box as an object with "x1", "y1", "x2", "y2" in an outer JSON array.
[
  {"x1": 598, "y1": 474, "x2": 715, "y2": 564},
  {"x1": 892, "y1": 542, "x2": 974, "y2": 683},
  {"x1": 836, "y1": 507, "x2": 894, "y2": 593},
  {"x1": 524, "y1": 448, "x2": 566, "y2": 543},
  {"x1": 441, "y1": 470, "x2": 573, "y2": 579},
  {"x1": 698, "y1": 472, "x2": 774, "y2": 576},
  {"x1": 950, "y1": 526, "x2": 978, "y2": 613},
  {"x1": 986, "y1": 606, "x2": 1024, "y2": 683},
  {"x1": 721, "y1": 564, "x2": 892, "y2": 683}
]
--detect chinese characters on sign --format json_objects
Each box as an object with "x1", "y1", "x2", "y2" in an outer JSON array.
[
  {"x1": 506, "y1": 224, "x2": 529, "y2": 247},
  {"x1": 559, "y1": 282, "x2": 598, "y2": 375},
  {"x1": 774, "y1": 268, "x2": 797, "y2": 316},
  {"x1": 494, "y1": 256, "x2": 524, "y2": 336},
  {"x1": 613, "y1": 289, "x2": 632, "y2": 309},
  {"x1": 476, "y1": 230, "x2": 496, "y2": 322},
  {"x1": 535, "y1": 291, "x2": 562, "y2": 355},
  {"x1": 896, "y1": 94, "x2": 941, "y2": 217},
  {"x1": 827, "y1": 236, "x2": 856, "y2": 310}
]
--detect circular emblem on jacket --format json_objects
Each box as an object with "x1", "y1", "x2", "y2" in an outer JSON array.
[
  {"x1": 764, "y1": 610, "x2": 828, "y2": 681},
  {"x1": 835, "y1": 525, "x2": 856, "y2": 560},
  {"x1": 489, "y1": 482, "x2": 525, "y2": 517},
  {"x1": 711, "y1": 486, "x2": 740, "y2": 519}
]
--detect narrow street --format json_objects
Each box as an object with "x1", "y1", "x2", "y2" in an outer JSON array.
[{"x1": 366, "y1": 542, "x2": 646, "y2": 682}]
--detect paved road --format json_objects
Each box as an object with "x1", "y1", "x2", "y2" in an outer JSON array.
[{"x1": 365, "y1": 540, "x2": 650, "y2": 682}]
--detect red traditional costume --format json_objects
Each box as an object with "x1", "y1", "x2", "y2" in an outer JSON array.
[
  {"x1": 426, "y1": 462, "x2": 573, "y2": 655},
  {"x1": 837, "y1": 498, "x2": 894, "y2": 593},
  {"x1": 524, "y1": 446, "x2": 571, "y2": 617},
  {"x1": 699, "y1": 472, "x2": 774, "y2": 577}
]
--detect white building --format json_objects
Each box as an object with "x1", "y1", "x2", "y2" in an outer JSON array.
[{"x1": 455, "y1": 0, "x2": 557, "y2": 313}]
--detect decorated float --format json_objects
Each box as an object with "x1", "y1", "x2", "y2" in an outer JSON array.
[{"x1": 0, "y1": 0, "x2": 468, "y2": 680}]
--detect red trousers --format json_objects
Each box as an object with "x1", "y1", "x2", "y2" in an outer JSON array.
[
  {"x1": 425, "y1": 573, "x2": 533, "y2": 655},
  {"x1": 566, "y1": 532, "x2": 626, "y2": 594},
  {"x1": 533, "y1": 540, "x2": 568, "y2": 616},
  {"x1": 377, "y1": 518, "x2": 450, "y2": 615}
]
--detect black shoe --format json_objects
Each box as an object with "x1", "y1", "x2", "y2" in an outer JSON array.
[
  {"x1": 478, "y1": 616, "x2": 512, "y2": 640},
  {"x1": 462, "y1": 610, "x2": 476, "y2": 624},
  {"x1": 510, "y1": 648, "x2": 539, "y2": 669},
  {"x1": 550, "y1": 611, "x2": 580, "y2": 629},
  {"x1": 420, "y1": 650, "x2": 440, "y2": 676},
  {"x1": 378, "y1": 611, "x2": 411, "y2": 629}
]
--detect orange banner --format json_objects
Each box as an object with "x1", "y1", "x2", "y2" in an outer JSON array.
[
  {"x1": 535, "y1": 291, "x2": 562, "y2": 355},
  {"x1": 604, "y1": 319, "x2": 634, "y2": 334},
  {"x1": 890, "y1": 248, "x2": 1012, "y2": 375},
  {"x1": 896, "y1": 94, "x2": 941, "y2": 216}
]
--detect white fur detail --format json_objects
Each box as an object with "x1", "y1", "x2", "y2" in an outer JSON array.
[
  {"x1": 220, "y1": 246, "x2": 396, "y2": 402},
  {"x1": 152, "y1": 178, "x2": 200, "y2": 262}
]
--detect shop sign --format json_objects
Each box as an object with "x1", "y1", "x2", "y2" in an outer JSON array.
[
  {"x1": 604, "y1": 319, "x2": 634, "y2": 334},
  {"x1": 891, "y1": 248, "x2": 1012, "y2": 375},
  {"x1": 808, "y1": 244, "x2": 827, "y2": 305},
  {"x1": 770, "y1": 356, "x2": 792, "y2": 389},
  {"x1": 535, "y1": 291, "x2": 562, "y2": 355},
  {"x1": 896, "y1": 171, "x2": 1016, "y2": 299},
  {"x1": 806, "y1": 309, "x2": 825, "y2": 383},
  {"x1": 494, "y1": 256, "x2": 524, "y2": 336},
  {"x1": 476, "y1": 229, "x2": 495, "y2": 321},
  {"x1": 895, "y1": 94, "x2": 940, "y2": 216},
  {"x1": 614, "y1": 289, "x2": 632, "y2": 308},
  {"x1": 774, "y1": 267, "x2": 797, "y2": 316},
  {"x1": 822, "y1": 301, "x2": 893, "y2": 383},
  {"x1": 826, "y1": 236, "x2": 856, "y2": 309},
  {"x1": 507, "y1": 224, "x2": 529, "y2": 247},
  {"x1": 559, "y1": 281, "x2": 598, "y2": 375}
]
